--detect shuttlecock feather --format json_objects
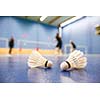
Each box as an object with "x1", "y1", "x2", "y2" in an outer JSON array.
[
  {"x1": 27, "y1": 50, "x2": 53, "y2": 68},
  {"x1": 60, "y1": 50, "x2": 87, "y2": 71}
]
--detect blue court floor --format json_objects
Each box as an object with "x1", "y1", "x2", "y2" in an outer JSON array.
[{"x1": 0, "y1": 54, "x2": 100, "y2": 83}]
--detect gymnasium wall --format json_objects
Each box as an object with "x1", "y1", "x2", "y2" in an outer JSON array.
[
  {"x1": 62, "y1": 16, "x2": 100, "y2": 54},
  {"x1": 0, "y1": 16, "x2": 58, "y2": 49}
]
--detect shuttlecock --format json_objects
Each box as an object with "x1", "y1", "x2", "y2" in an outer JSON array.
[
  {"x1": 27, "y1": 50, "x2": 53, "y2": 68},
  {"x1": 60, "y1": 50, "x2": 87, "y2": 71}
]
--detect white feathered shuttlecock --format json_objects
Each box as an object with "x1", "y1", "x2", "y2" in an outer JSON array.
[
  {"x1": 27, "y1": 50, "x2": 53, "y2": 68},
  {"x1": 60, "y1": 50, "x2": 87, "y2": 71}
]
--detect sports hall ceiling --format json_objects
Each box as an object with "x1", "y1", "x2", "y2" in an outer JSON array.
[{"x1": 18, "y1": 16, "x2": 75, "y2": 27}]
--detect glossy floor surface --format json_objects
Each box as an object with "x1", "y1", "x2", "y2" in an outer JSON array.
[{"x1": 0, "y1": 55, "x2": 100, "y2": 83}]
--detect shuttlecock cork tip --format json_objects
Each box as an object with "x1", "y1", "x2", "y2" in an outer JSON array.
[
  {"x1": 60, "y1": 61, "x2": 71, "y2": 71},
  {"x1": 60, "y1": 61, "x2": 68, "y2": 71},
  {"x1": 45, "y1": 60, "x2": 53, "y2": 68}
]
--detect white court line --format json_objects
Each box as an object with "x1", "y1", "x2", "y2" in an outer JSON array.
[
  {"x1": 0, "y1": 54, "x2": 100, "y2": 57},
  {"x1": 85, "y1": 54, "x2": 100, "y2": 57},
  {"x1": 0, "y1": 54, "x2": 30, "y2": 57}
]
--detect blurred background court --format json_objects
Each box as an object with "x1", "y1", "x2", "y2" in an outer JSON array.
[{"x1": 0, "y1": 16, "x2": 100, "y2": 83}]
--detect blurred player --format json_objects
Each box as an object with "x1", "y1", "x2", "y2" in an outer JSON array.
[
  {"x1": 69, "y1": 40, "x2": 76, "y2": 53},
  {"x1": 55, "y1": 33, "x2": 62, "y2": 55},
  {"x1": 8, "y1": 36, "x2": 14, "y2": 54}
]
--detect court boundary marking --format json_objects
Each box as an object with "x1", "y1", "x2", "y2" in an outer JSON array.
[{"x1": 0, "y1": 54, "x2": 100, "y2": 57}]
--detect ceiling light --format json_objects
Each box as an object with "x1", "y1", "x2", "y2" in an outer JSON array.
[
  {"x1": 40, "y1": 16, "x2": 47, "y2": 21},
  {"x1": 59, "y1": 27, "x2": 62, "y2": 37},
  {"x1": 60, "y1": 16, "x2": 83, "y2": 27}
]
